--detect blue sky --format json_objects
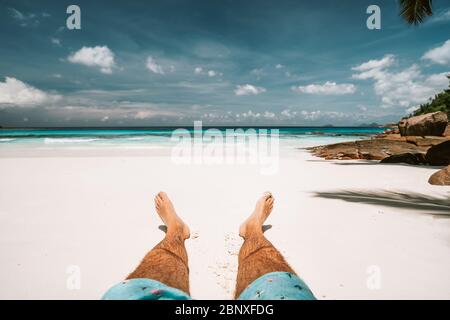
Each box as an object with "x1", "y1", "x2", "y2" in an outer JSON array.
[{"x1": 0, "y1": 0, "x2": 449, "y2": 127}]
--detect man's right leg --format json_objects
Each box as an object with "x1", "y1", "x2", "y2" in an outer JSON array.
[{"x1": 234, "y1": 193, "x2": 315, "y2": 300}]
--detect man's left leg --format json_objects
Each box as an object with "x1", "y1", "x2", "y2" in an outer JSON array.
[{"x1": 234, "y1": 193, "x2": 316, "y2": 300}]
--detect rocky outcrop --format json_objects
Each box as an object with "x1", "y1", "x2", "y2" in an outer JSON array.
[
  {"x1": 307, "y1": 136, "x2": 450, "y2": 161},
  {"x1": 425, "y1": 141, "x2": 450, "y2": 166},
  {"x1": 374, "y1": 134, "x2": 448, "y2": 145},
  {"x1": 428, "y1": 166, "x2": 450, "y2": 186},
  {"x1": 404, "y1": 136, "x2": 450, "y2": 147},
  {"x1": 380, "y1": 153, "x2": 426, "y2": 165},
  {"x1": 307, "y1": 139, "x2": 429, "y2": 160},
  {"x1": 398, "y1": 112, "x2": 448, "y2": 136},
  {"x1": 444, "y1": 123, "x2": 450, "y2": 137}
]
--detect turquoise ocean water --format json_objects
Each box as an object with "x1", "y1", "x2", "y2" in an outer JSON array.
[{"x1": 0, "y1": 127, "x2": 384, "y2": 149}]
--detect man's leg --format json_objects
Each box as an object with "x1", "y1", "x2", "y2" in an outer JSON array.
[
  {"x1": 235, "y1": 193, "x2": 294, "y2": 298},
  {"x1": 235, "y1": 193, "x2": 315, "y2": 300},
  {"x1": 127, "y1": 192, "x2": 191, "y2": 295}
]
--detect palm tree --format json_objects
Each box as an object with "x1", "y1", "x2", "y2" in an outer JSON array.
[{"x1": 399, "y1": 0, "x2": 433, "y2": 25}]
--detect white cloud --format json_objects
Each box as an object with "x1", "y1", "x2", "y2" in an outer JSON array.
[
  {"x1": 263, "y1": 111, "x2": 275, "y2": 119},
  {"x1": 241, "y1": 110, "x2": 261, "y2": 118},
  {"x1": 234, "y1": 84, "x2": 267, "y2": 96},
  {"x1": 357, "y1": 105, "x2": 368, "y2": 112},
  {"x1": 134, "y1": 110, "x2": 160, "y2": 119},
  {"x1": 194, "y1": 67, "x2": 223, "y2": 78},
  {"x1": 141, "y1": 107, "x2": 368, "y2": 124},
  {"x1": 0, "y1": 77, "x2": 60, "y2": 107},
  {"x1": 291, "y1": 81, "x2": 356, "y2": 95},
  {"x1": 299, "y1": 110, "x2": 351, "y2": 121},
  {"x1": 194, "y1": 67, "x2": 222, "y2": 77},
  {"x1": 51, "y1": 38, "x2": 61, "y2": 46},
  {"x1": 68, "y1": 46, "x2": 116, "y2": 74},
  {"x1": 352, "y1": 55, "x2": 449, "y2": 108},
  {"x1": 275, "y1": 64, "x2": 284, "y2": 69},
  {"x1": 8, "y1": 8, "x2": 26, "y2": 21},
  {"x1": 8, "y1": 7, "x2": 47, "y2": 27},
  {"x1": 426, "y1": 72, "x2": 450, "y2": 86},
  {"x1": 46, "y1": 101, "x2": 179, "y2": 122},
  {"x1": 429, "y1": 9, "x2": 450, "y2": 23},
  {"x1": 422, "y1": 40, "x2": 450, "y2": 65},
  {"x1": 352, "y1": 54, "x2": 395, "y2": 72},
  {"x1": 300, "y1": 110, "x2": 322, "y2": 120},
  {"x1": 250, "y1": 68, "x2": 264, "y2": 80},
  {"x1": 406, "y1": 106, "x2": 420, "y2": 114},
  {"x1": 281, "y1": 109, "x2": 297, "y2": 118},
  {"x1": 146, "y1": 56, "x2": 165, "y2": 74}
]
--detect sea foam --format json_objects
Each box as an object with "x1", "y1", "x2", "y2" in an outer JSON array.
[{"x1": 44, "y1": 138, "x2": 100, "y2": 144}]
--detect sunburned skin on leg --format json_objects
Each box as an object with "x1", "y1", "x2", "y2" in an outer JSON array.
[
  {"x1": 106, "y1": 191, "x2": 314, "y2": 300},
  {"x1": 127, "y1": 192, "x2": 191, "y2": 294},
  {"x1": 235, "y1": 192, "x2": 297, "y2": 299}
]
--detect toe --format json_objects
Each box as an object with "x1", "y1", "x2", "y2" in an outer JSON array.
[{"x1": 159, "y1": 191, "x2": 168, "y2": 200}]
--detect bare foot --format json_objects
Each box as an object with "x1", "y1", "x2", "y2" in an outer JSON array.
[
  {"x1": 154, "y1": 192, "x2": 190, "y2": 239},
  {"x1": 239, "y1": 192, "x2": 274, "y2": 238}
]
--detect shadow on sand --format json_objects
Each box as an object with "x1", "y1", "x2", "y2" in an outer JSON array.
[
  {"x1": 331, "y1": 162, "x2": 443, "y2": 169},
  {"x1": 306, "y1": 159, "x2": 443, "y2": 169},
  {"x1": 306, "y1": 159, "x2": 377, "y2": 165},
  {"x1": 312, "y1": 190, "x2": 450, "y2": 216}
]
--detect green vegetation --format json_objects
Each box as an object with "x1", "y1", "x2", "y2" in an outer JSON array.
[{"x1": 411, "y1": 75, "x2": 450, "y2": 117}]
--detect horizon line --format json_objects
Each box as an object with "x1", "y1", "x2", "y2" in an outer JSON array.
[{"x1": 0, "y1": 125, "x2": 388, "y2": 130}]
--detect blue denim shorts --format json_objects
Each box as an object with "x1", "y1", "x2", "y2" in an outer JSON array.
[{"x1": 102, "y1": 271, "x2": 316, "y2": 300}]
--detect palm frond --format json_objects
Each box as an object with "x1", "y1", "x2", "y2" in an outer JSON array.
[{"x1": 399, "y1": 0, "x2": 433, "y2": 25}]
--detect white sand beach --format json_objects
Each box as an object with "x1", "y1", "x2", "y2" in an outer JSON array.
[{"x1": 0, "y1": 145, "x2": 449, "y2": 300}]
